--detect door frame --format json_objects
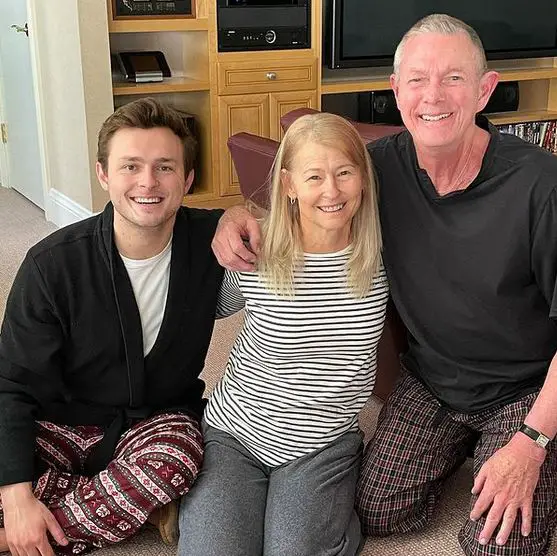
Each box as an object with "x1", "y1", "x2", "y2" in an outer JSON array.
[
  {"x1": 0, "y1": 52, "x2": 10, "y2": 190},
  {"x1": 26, "y1": 0, "x2": 50, "y2": 212},
  {"x1": 0, "y1": 0, "x2": 50, "y2": 210}
]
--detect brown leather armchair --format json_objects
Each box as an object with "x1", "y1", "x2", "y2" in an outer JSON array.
[
  {"x1": 280, "y1": 107, "x2": 405, "y2": 142},
  {"x1": 226, "y1": 109, "x2": 408, "y2": 401}
]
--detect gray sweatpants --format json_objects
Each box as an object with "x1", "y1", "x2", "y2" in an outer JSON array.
[{"x1": 178, "y1": 420, "x2": 363, "y2": 556}]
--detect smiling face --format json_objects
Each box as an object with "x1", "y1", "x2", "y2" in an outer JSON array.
[
  {"x1": 282, "y1": 141, "x2": 363, "y2": 252},
  {"x1": 96, "y1": 126, "x2": 193, "y2": 241},
  {"x1": 390, "y1": 32, "x2": 498, "y2": 153}
]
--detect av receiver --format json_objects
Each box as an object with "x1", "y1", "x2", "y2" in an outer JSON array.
[{"x1": 217, "y1": 0, "x2": 310, "y2": 52}]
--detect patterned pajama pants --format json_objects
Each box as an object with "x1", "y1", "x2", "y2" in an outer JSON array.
[
  {"x1": 0, "y1": 412, "x2": 203, "y2": 555},
  {"x1": 356, "y1": 371, "x2": 557, "y2": 556}
]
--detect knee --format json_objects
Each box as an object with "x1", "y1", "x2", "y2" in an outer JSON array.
[
  {"x1": 265, "y1": 517, "x2": 361, "y2": 556},
  {"x1": 355, "y1": 467, "x2": 390, "y2": 535},
  {"x1": 179, "y1": 495, "x2": 263, "y2": 556},
  {"x1": 458, "y1": 519, "x2": 551, "y2": 556},
  {"x1": 122, "y1": 415, "x2": 204, "y2": 495},
  {"x1": 264, "y1": 532, "x2": 325, "y2": 556},
  {"x1": 137, "y1": 413, "x2": 202, "y2": 460},
  {"x1": 355, "y1": 477, "x2": 432, "y2": 536}
]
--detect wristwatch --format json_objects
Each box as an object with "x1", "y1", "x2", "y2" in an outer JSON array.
[{"x1": 519, "y1": 424, "x2": 551, "y2": 449}]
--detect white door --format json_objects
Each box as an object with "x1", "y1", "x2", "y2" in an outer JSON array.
[{"x1": 0, "y1": 0, "x2": 44, "y2": 208}]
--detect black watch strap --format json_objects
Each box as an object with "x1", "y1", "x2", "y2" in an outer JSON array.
[{"x1": 519, "y1": 424, "x2": 551, "y2": 449}]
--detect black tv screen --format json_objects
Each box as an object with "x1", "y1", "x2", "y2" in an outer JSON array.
[{"x1": 325, "y1": 0, "x2": 557, "y2": 69}]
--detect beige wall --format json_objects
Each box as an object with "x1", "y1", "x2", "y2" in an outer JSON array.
[{"x1": 32, "y1": 0, "x2": 113, "y2": 213}]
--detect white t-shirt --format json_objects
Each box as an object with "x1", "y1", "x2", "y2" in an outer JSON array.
[{"x1": 120, "y1": 238, "x2": 172, "y2": 356}]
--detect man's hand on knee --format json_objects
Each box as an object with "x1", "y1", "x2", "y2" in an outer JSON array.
[
  {"x1": 1, "y1": 483, "x2": 68, "y2": 556},
  {"x1": 469, "y1": 434, "x2": 545, "y2": 546}
]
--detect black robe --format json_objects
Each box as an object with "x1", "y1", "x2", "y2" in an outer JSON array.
[{"x1": 0, "y1": 203, "x2": 224, "y2": 486}]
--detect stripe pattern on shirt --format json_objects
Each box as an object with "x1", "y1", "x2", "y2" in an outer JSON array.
[{"x1": 205, "y1": 247, "x2": 389, "y2": 466}]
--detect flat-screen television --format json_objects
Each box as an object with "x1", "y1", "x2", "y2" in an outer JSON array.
[{"x1": 324, "y1": 0, "x2": 557, "y2": 69}]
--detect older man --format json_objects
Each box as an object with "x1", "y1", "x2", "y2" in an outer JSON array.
[{"x1": 211, "y1": 14, "x2": 557, "y2": 556}]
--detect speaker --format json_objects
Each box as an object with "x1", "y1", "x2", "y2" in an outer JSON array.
[
  {"x1": 358, "y1": 91, "x2": 403, "y2": 125},
  {"x1": 357, "y1": 81, "x2": 520, "y2": 124},
  {"x1": 482, "y1": 81, "x2": 520, "y2": 114}
]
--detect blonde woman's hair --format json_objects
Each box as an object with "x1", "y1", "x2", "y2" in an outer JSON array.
[
  {"x1": 393, "y1": 13, "x2": 487, "y2": 77},
  {"x1": 258, "y1": 112, "x2": 382, "y2": 298}
]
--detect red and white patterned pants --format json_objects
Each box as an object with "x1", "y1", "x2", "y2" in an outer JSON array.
[{"x1": 0, "y1": 412, "x2": 203, "y2": 555}]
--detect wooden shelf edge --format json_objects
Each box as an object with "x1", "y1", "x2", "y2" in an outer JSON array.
[
  {"x1": 322, "y1": 79, "x2": 391, "y2": 95},
  {"x1": 487, "y1": 110, "x2": 557, "y2": 125},
  {"x1": 321, "y1": 65, "x2": 557, "y2": 96},
  {"x1": 184, "y1": 193, "x2": 244, "y2": 209},
  {"x1": 183, "y1": 191, "x2": 213, "y2": 201},
  {"x1": 497, "y1": 67, "x2": 557, "y2": 82},
  {"x1": 217, "y1": 49, "x2": 315, "y2": 62},
  {"x1": 113, "y1": 78, "x2": 210, "y2": 96},
  {"x1": 108, "y1": 18, "x2": 208, "y2": 33}
]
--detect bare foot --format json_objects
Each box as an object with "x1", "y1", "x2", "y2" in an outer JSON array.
[{"x1": 0, "y1": 528, "x2": 8, "y2": 553}]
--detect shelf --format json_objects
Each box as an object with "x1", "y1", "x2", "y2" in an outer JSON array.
[
  {"x1": 487, "y1": 109, "x2": 557, "y2": 125},
  {"x1": 108, "y1": 18, "x2": 208, "y2": 33},
  {"x1": 497, "y1": 67, "x2": 557, "y2": 83},
  {"x1": 322, "y1": 68, "x2": 391, "y2": 95},
  {"x1": 184, "y1": 190, "x2": 213, "y2": 202},
  {"x1": 113, "y1": 77, "x2": 210, "y2": 96},
  {"x1": 184, "y1": 193, "x2": 244, "y2": 209},
  {"x1": 321, "y1": 65, "x2": 557, "y2": 96}
]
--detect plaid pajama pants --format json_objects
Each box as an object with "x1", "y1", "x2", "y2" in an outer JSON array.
[
  {"x1": 0, "y1": 412, "x2": 203, "y2": 555},
  {"x1": 356, "y1": 371, "x2": 557, "y2": 556}
]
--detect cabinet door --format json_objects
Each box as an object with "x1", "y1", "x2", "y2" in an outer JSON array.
[
  {"x1": 218, "y1": 93, "x2": 270, "y2": 197},
  {"x1": 269, "y1": 90, "x2": 319, "y2": 141}
]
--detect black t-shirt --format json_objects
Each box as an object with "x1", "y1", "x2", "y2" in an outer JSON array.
[{"x1": 369, "y1": 116, "x2": 557, "y2": 412}]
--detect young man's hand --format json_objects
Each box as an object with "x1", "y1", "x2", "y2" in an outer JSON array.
[
  {"x1": 1, "y1": 482, "x2": 68, "y2": 556},
  {"x1": 212, "y1": 205, "x2": 262, "y2": 272}
]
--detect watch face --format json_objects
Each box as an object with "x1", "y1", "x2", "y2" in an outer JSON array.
[
  {"x1": 520, "y1": 424, "x2": 551, "y2": 449},
  {"x1": 537, "y1": 435, "x2": 550, "y2": 448}
]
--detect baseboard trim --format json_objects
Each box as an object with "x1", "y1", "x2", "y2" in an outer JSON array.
[{"x1": 46, "y1": 189, "x2": 92, "y2": 228}]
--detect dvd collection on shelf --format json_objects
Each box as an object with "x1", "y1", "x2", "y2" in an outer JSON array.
[{"x1": 496, "y1": 120, "x2": 557, "y2": 155}]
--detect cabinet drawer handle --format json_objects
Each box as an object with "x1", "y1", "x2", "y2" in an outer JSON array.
[{"x1": 266, "y1": 72, "x2": 277, "y2": 80}]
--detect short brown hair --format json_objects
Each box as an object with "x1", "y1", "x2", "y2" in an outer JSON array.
[{"x1": 97, "y1": 97, "x2": 197, "y2": 174}]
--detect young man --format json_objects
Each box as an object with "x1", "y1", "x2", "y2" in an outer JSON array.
[
  {"x1": 0, "y1": 98, "x2": 223, "y2": 555},
  {"x1": 210, "y1": 15, "x2": 557, "y2": 556}
]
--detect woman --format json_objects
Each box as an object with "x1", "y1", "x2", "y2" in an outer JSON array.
[{"x1": 178, "y1": 113, "x2": 389, "y2": 555}]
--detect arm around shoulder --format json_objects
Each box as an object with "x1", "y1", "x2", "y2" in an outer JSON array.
[{"x1": 211, "y1": 204, "x2": 263, "y2": 272}]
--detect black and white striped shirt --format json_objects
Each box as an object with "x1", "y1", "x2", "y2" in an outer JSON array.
[{"x1": 205, "y1": 246, "x2": 389, "y2": 466}]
